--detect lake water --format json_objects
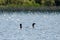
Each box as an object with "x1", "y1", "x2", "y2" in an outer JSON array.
[{"x1": 0, "y1": 12, "x2": 60, "y2": 40}]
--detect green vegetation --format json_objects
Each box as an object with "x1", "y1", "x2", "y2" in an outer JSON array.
[{"x1": 0, "y1": 0, "x2": 59, "y2": 8}]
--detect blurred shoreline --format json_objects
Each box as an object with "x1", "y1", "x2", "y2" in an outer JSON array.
[{"x1": 0, "y1": 6, "x2": 60, "y2": 12}]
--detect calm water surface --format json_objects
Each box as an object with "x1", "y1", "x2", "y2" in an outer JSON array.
[{"x1": 0, "y1": 12, "x2": 60, "y2": 40}]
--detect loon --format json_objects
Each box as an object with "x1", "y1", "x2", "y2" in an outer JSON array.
[
  {"x1": 32, "y1": 23, "x2": 36, "y2": 28},
  {"x1": 20, "y1": 24, "x2": 22, "y2": 29}
]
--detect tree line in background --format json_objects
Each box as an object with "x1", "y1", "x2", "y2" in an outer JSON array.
[{"x1": 0, "y1": 0, "x2": 60, "y2": 7}]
